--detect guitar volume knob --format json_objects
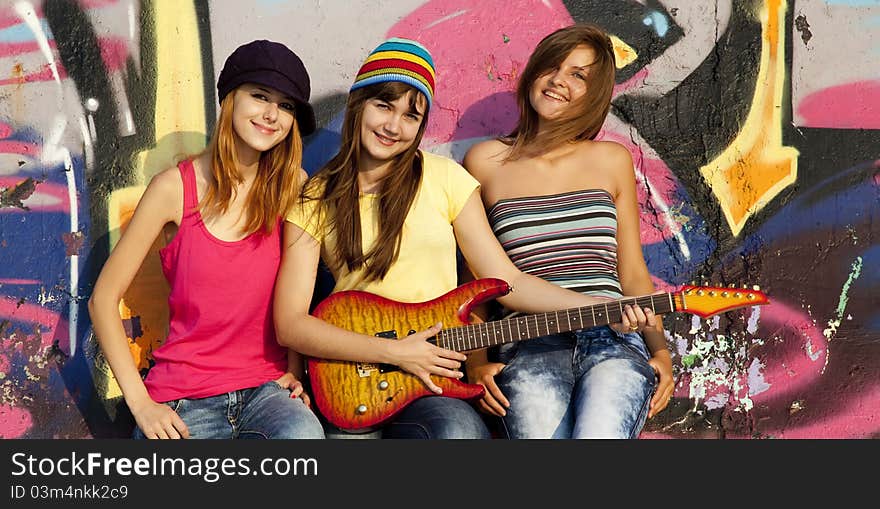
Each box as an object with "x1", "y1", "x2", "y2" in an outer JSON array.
[
  {"x1": 356, "y1": 404, "x2": 368, "y2": 414},
  {"x1": 378, "y1": 380, "x2": 389, "y2": 390}
]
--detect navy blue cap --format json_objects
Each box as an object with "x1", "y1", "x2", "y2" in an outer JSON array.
[{"x1": 217, "y1": 40, "x2": 316, "y2": 135}]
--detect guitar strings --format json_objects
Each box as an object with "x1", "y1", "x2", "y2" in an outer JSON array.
[{"x1": 435, "y1": 294, "x2": 669, "y2": 352}]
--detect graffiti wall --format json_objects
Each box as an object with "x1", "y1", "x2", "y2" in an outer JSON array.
[{"x1": 0, "y1": 0, "x2": 876, "y2": 439}]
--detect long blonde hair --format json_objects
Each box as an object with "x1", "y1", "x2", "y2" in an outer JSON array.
[
  {"x1": 505, "y1": 23, "x2": 616, "y2": 160},
  {"x1": 302, "y1": 81, "x2": 428, "y2": 282},
  {"x1": 199, "y1": 90, "x2": 303, "y2": 234}
]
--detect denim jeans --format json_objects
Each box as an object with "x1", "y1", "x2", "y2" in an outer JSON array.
[
  {"x1": 323, "y1": 395, "x2": 490, "y2": 439},
  {"x1": 382, "y1": 396, "x2": 490, "y2": 439},
  {"x1": 133, "y1": 380, "x2": 325, "y2": 439},
  {"x1": 493, "y1": 325, "x2": 656, "y2": 439}
]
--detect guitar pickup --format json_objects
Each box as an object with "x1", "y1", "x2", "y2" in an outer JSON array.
[{"x1": 371, "y1": 330, "x2": 402, "y2": 374}]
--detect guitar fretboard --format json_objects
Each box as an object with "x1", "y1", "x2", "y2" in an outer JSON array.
[{"x1": 432, "y1": 293, "x2": 677, "y2": 352}]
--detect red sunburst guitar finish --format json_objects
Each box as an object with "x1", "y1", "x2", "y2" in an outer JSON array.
[{"x1": 307, "y1": 278, "x2": 769, "y2": 432}]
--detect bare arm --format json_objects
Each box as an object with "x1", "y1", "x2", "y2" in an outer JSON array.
[
  {"x1": 88, "y1": 168, "x2": 189, "y2": 438},
  {"x1": 609, "y1": 144, "x2": 674, "y2": 417},
  {"x1": 273, "y1": 221, "x2": 466, "y2": 393}
]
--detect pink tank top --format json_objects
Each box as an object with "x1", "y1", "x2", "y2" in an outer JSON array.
[{"x1": 144, "y1": 159, "x2": 287, "y2": 402}]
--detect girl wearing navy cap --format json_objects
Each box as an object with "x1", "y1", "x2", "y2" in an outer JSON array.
[
  {"x1": 274, "y1": 38, "x2": 648, "y2": 439},
  {"x1": 90, "y1": 40, "x2": 324, "y2": 439}
]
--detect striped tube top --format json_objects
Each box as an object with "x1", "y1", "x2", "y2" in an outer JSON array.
[{"x1": 487, "y1": 189, "x2": 623, "y2": 302}]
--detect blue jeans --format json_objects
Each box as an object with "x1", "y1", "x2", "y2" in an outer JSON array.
[
  {"x1": 323, "y1": 396, "x2": 490, "y2": 439},
  {"x1": 133, "y1": 381, "x2": 325, "y2": 439},
  {"x1": 383, "y1": 396, "x2": 490, "y2": 439},
  {"x1": 494, "y1": 326, "x2": 656, "y2": 439}
]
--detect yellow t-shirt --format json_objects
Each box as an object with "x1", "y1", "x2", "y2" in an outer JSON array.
[{"x1": 287, "y1": 151, "x2": 480, "y2": 303}]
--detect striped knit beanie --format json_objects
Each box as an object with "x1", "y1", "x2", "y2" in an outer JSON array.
[{"x1": 350, "y1": 37, "x2": 436, "y2": 109}]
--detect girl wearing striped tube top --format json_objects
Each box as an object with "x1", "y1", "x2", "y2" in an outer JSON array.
[{"x1": 462, "y1": 23, "x2": 674, "y2": 439}]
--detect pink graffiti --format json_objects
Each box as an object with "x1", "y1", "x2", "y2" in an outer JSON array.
[
  {"x1": 0, "y1": 404, "x2": 32, "y2": 438},
  {"x1": 614, "y1": 67, "x2": 651, "y2": 95},
  {"x1": 0, "y1": 38, "x2": 129, "y2": 80},
  {"x1": 641, "y1": 303, "x2": 876, "y2": 438},
  {"x1": 748, "y1": 386, "x2": 880, "y2": 439},
  {"x1": 0, "y1": 63, "x2": 67, "y2": 85},
  {"x1": 389, "y1": 0, "x2": 573, "y2": 145},
  {"x1": 0, "y1": 296, "x2": 69, "y2": 353},
  {"x1": 0, "y1": 294, "x2": 69, "y2": 440},
  {"x1": 79, "y1": 0, "x2": 121, "y2": 7},
  {"x1": 0, "y1": 178, "x2": 70, "y2": 213},
  {"x1": 0, "y1": 8, "x2": 38, "y2": 30},
  {"x1": 0, "y1": 139, "x2": 39, "y2": 157},
  {"x1": 747, "y1": 301, "x2": 828, "y2": 404},
  {"x1": 0, "y1": 279, "x2": 40, "y2": 284},
  {"x1": 797, "y1": 80, "x2": 880, "y2": 129}
]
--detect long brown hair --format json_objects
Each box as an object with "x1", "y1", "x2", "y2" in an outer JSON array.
[
  {"x1": 199, "y1": 89, "x2": 304, "y2": 234},
  {"x1": 505, "y1": 23, "x2": 616, "y2": 160},
  {"x1": 302, "y1": 81, "x2": 428, "y2": 282}
]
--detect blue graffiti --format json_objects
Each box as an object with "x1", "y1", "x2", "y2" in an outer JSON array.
[{"x1": 642, "y1": 11, "x2": 669, "y2": 38}]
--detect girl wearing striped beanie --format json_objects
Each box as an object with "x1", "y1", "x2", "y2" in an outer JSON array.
[{"x1": 275, "y1": 37, "x2": 645, "y2": 439}]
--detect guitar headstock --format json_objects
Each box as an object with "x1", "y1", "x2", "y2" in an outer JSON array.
[{"x1": 677, "y1": 285, "x2": 769, "y2": 318}]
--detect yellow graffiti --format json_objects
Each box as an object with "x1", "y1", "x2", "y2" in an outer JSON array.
[
  {"x1": 699, "y1": 0, "x2": 798, "y2": 237},
  {"x1": 610, "y1": 35, "x2": 637, "y2": 69},
  {"x1": 104, "y1": 0, "x2": 207, "y2": 399}
]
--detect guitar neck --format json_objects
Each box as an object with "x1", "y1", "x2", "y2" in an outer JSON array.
[{"x1": 435, "y1": 292, "x2": 679, "y2": 352}]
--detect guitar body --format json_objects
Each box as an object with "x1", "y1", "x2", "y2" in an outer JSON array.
[{"x1": 308, "y1": 278, "x2": 511, "y2": 432}]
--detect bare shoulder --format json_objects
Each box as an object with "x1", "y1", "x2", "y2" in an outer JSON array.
[
  {"x1": 589, "y1": 141, "x2": 634, "y2": 170},
  {"x1": 584, "y1": 141, "x2": 635, "y2": 180},
  {"x1": 142, "y1": 164, "x2": 184, "y2": 221},
  {"x1": 147, "y1": 165, "x2": 183, "y2": 196},
  {"x1": 462, "y1": 139, "x2": 509, "y2": 182}
]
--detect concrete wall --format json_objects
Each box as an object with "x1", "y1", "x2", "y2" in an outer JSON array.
[{"x1": 0, "y1": 0, "x2": 877, "y2": 438}]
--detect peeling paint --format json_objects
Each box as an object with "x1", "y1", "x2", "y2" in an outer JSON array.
[
  {"x1": 823, "y1": 256, "x2": 863, "y2": 339},
  {"x1": 804, "y1": 338, "x2": 823, "y2": 361},
  {"x1": 0, "y1": 177, "x2": 38, "y2": 209},
  {"x1": 61, "y1": 231, "x2": 84, "y2": 256},
  {"x1": 794, "y1": 14, "x2": 812, "y2": 45},
  {"x1": 747, "y1": 305, "x2": 761, "y2": 334},
  {"x1": 747, "y1": 358, "x2": 770, "y2": 396}
]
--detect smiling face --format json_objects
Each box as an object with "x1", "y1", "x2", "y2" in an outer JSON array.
[
  {"x1": 357, "y1": 89, "x2": 427, "y2": 173},
  {"x1": 230, "y1": 83, "x2": 296, "y2": 161},
  {"x1": 528, "y1": 44, "x2": 597, "y2": 125}
]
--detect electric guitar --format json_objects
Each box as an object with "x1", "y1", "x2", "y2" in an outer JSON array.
[{"x1": 307, "y1": 278, "x2": 769, "y2": 431}]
